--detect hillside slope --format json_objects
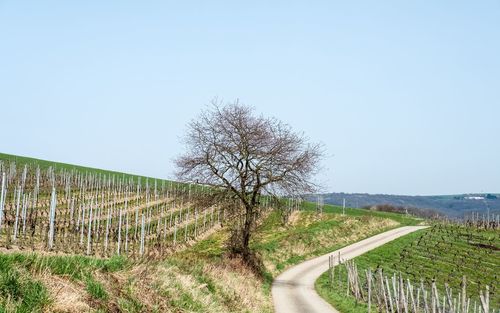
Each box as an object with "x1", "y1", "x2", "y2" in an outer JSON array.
[
  {"x1": 0, "y1": 152, "x2": 422, "y2": 312},
  {"x1": 0, "y1": 206, "x2": 420, "y2": 312}
]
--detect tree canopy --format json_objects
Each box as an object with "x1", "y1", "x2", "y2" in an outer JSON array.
[{"x1": 175, "y1": 100, "x2": 323, "y2": 261}]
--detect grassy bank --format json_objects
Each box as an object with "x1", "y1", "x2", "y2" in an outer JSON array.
[
  {"x1": 252, "y1": 203, "x2": 420, "y2": 280},
  {"x1": 0, "y1": 253, "x2": 130, "y2": 312}
]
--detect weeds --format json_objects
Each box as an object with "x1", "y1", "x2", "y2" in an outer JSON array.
[
  {"x1": 0, "y1": 266, "x2": 50, "y2": 313},
  {"x1": 85, "y1": 277, "x2": 108, "y2": 301}
]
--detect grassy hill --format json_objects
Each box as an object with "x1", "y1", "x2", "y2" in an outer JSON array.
[
  {"x1": 0, "y1": 152, "x2": 170, "y2": 186},
  {"x1": 0, "y1": 152, "x2": 423, "y2": 312}
]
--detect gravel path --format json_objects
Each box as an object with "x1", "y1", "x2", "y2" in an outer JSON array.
[{"x1": 272, "y1": 226, "x2": 428, "y2": 313}]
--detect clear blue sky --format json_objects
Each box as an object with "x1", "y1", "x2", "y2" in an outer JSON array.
[{"x1": 1, "y1": 1, "x2": 499, "y2": 195}]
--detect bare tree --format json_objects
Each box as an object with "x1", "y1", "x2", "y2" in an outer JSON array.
[{"x1": 175, "y1": 100, "x2": 323, "y2": 262}]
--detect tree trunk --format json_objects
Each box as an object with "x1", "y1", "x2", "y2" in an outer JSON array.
[{"x1": 241, "y1": 203, "x2": 254, "y2": 261}]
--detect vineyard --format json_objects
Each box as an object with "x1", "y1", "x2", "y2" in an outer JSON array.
[
  {"x1": 2, "y1": 152, "x2": 498, "y2": 312},
  {"x1": 0, "y1": 155, "x2": 250, "y2": 260},
  {"x1": 0, "y1": 154, "x2": 421, "y2": 312},
  {"x1": 317, "y1": 222, "x2": 500, "y2": 312}
]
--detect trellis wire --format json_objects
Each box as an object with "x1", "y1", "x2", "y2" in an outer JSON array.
[{"x1": 0, "y1": 161, "x2": 227, "y2": 259}]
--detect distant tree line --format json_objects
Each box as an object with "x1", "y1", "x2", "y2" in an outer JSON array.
[{"x1": 361, "y1": 204, "x2": 444, "y2": 219}]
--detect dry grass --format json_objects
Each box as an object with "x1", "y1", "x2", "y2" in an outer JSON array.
[
  {"x1": 199, "y1": 257, "x2": 272, "y2": 312},
  {"x1": 82, "y1": 255, "x2": 272, "y2": 313},
  {"x1": 258, "y1": 212, "x2": 399, "y2": 276},
  {"x1": 39, "y1": 274, "x2": 90, "y2": 313},
  {"x1": 286, "y1": 211, "x2": 302, "y2": 225},
  {"x1": 155, "y1": 264, "x2": 219, "y2": 311}
]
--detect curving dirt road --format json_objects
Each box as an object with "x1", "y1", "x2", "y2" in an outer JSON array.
[{"x1": 272, "y1": 226, "x2": 428, "y2": 313}]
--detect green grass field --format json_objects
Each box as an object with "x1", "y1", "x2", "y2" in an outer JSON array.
[{"x1": 316, "y1": 223, "x2": 500, "y2": 311}]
